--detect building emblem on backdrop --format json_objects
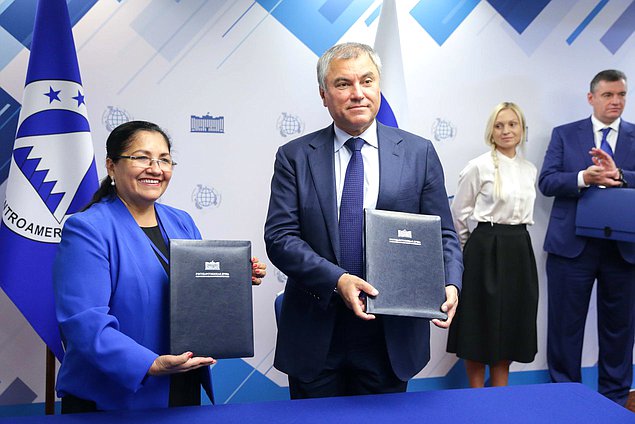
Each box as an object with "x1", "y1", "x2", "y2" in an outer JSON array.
[
  {"x1": 431, "y1": 118, "x2": 457, "y2": 142},
  {"x1": 277, "y1": 113, "x2": 304, "y2": 137},
  {"x1": 192, "y1": 184, "x2": 221, "y2": 209},
  {"x1": 102, "y1": 106, "x2": 132, "y2": 131},
  {"x1": 191, "y1": 114, "x2": 224, "y2": 133}
]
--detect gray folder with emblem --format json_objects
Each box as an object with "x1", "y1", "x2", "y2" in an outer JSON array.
[
  {"x1": 364, "y1": 209, "x2": 447, "y2": 320},
  {"x1": 170, "y1": 239, "x2": 254, "y2": 358}
]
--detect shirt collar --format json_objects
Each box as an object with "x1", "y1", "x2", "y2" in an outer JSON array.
[
  {"x1": 495, "y1": 148, "x2": 517, "y2": 162},
  {"x1": 591, "y1": 115, "x2": 621, "y2": 133},
  {"x1": 333, "y1": 120, "x2": 379, "y2": 152}
]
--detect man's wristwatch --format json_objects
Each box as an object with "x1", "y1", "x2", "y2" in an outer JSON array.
[{"x1": 617, "y1": 168, "x2": 628, "y2": 187}]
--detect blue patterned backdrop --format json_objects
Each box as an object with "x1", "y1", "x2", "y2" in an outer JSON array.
[{"x1": 1, "y1": 0, "x2": 635, "y2": 413}]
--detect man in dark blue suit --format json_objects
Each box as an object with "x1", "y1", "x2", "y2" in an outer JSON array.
[
  {"x1": 539, "y1": 69, "x2": 635, "y2": 406},
  {"x1": 264, "y1": 42, "x2": 463, "y2": 399}
]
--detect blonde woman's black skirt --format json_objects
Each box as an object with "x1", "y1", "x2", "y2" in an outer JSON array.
[{"x1": 447, "y1": 222, "x2": 538, "y2": 364}]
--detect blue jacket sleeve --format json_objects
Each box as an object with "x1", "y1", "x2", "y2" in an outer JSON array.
[
  {"x1": 539, "y1": 126, "x2": 586, "y2": 198},
  {"x1": 54, "y1": 215, "x2": 158, "y2": 393}
]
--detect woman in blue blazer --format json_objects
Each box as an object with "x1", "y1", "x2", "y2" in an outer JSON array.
[{"x1": 54, "y1": 121, "x2": 265, "y2": 412}]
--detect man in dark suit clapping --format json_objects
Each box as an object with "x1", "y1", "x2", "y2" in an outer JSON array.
[{"x1": 539, "y1": 69, "x2": 635, "y2": 406}]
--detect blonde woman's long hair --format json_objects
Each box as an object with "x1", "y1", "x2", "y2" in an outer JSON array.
[{"x1": 484, "y1": 102, "x2": 527, "y2": 199}]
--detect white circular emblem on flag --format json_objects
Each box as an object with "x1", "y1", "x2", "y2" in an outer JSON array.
[{"x1": 3, "y1": 80, "x2": 96, "y2": 243}]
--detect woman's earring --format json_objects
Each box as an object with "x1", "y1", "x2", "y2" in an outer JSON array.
[{"x1": 111, "y1": 177, "x2": 115, "y2": 186}]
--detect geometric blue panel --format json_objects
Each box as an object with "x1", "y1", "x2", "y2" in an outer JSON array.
[
  {"x1": 0, "y1": 0, "x2": 37, "y2": 48},
  {"x1": 0, "y1": 87, "x2": 20, "y2": 185},
  {"x1": 66, "y1": 0, "x2": 100, "y2": 28},
  {"x1": 601, "y1": 0, "x2": 635, "y2": 54},
  {"x1": 211, "y1": 359, "x2": 289, "y2": 404},
  {"x1": 319, "y1": 0, "x2": 354, "y2": 24},
  {"x1": 410, "y1": 0, "x2": 480, "y2": 46},
  {"x1": 131, "y1": 0, "x2": 225, "y2": 62},
  {"x1": 0, "y1": 378, "x2": 37, "y2": 406},
  {"x1": 364, "y1": 4, "x2": 382, "y2": 27},
  {"x1": 255, "y1": 0, "x2": 374, "y2": 56},
  {"x1": 487, "y1": 0, "x2": 551, "y2": 34},
  {"x1": 0, "y1": 0, "x2": 98, "y2": 49},
  {"x1": 567, "y1": 0, "x2": 609, "y2": 45},
  {"x1": 0, "y1": 25, "x2": 24, "y2": 70},
  {"x1": 499, "y1": 0, "x2": 570, "y2": 57}
]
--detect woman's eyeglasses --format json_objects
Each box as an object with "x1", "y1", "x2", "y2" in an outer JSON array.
[{"x1": 116, "y1": 155, "x2": 177, "y2": 170}]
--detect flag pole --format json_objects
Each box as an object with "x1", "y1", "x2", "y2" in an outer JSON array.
[{"x1": 45, "y1": 347, "x2": 56, "y2": 414}]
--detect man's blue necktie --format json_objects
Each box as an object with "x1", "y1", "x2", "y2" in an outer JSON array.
[
  {"x1": 600, "y1": 127, "x2": 614, "y2": 157},
  {"x1": 339, "y1": 137, "x2": 365, "y2": 278}
]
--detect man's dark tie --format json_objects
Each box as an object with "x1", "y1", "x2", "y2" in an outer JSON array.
[
  {"x1": 600, "y1": 127, "x2": 614, "y2": 157},
  {"x1": 339, "y1": 137, "x2": 365, "y2": 278}
]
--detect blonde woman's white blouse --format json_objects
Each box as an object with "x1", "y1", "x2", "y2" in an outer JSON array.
[{"x1": 451, "y1": 150, "x2": 537, "y2": 247}]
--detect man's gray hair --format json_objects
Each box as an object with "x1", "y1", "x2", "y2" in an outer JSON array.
[{"x1": 317, "y1": 42, "x2": 382, "y2": 91}]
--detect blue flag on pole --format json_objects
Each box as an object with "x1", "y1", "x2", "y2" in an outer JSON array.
[
  {"x1": 0, "y1": 0, "x2": 98, "y2": 361},
  {"x1": 374, "y1": 0, "x2": 406, "y2": 129}
]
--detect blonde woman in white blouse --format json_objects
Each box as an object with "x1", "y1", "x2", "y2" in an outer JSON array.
[{"x1": 446, "y1": 102, "x2": 538, "y2": 388}]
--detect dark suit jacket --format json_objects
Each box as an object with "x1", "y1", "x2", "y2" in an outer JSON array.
[
  {"x1": 264, "y1": 122, "x2": 463, "y2": 382},
  {"x1": 539, "y1": 117, "x2": 635, "y2": 263}
]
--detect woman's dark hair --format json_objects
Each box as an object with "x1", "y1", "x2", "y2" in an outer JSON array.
[{"x1": 82, "y1": 121, "x2": 171, "y2": 211}]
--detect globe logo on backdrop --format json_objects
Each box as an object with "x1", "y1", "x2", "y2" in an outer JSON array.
[
  {"x1": 102, "y1": 106, "x2": 132, "y2": 131},
  {"x1": 191, "y1": 184, "x2": 221, "y2": 209},
  {"x1": 277, "y1": 113, "x2": 304, "y2": 137},
  {"x1": 431, "y1": 118, "x2": 457, "y2": 142}
]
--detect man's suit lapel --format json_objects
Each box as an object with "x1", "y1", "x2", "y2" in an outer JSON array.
[
  {"x1": 307, "y1": 125, "x2": 340, "y2": 260},
  {"x1": 616, "y1": 120, "x2": 635, "y2": 165},
  {"x1": 305, "y1": 123, "x2": 407, "y2": 259},
  {"x1": 376, "y1": 123, "x2": 404, "y2": 210}
]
